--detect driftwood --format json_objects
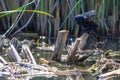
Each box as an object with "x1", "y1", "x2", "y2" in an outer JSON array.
[
  {"x1": 98, "y1": 69, "x2": 120, "y2": 80},
  {"x1": 12, "y1": 70, "x2": 79, "y2": 77},
  {"x1": 9, "y1": 37, "x2": 21, "y2": 50},
  {"x1": 7, "y1": 44, "x2": 22, "y2": 62},
  {"x1": 8, "y1": 67, "x2": 79, "y2": 77},
  {"x1": 36, "y1": 46, "x2": 54, "y2": 52},
  {"x1": 52, "y1": 30, "x2": 68, "y2": 61},
  {"x1": 67, "y1": 33, "x2": 89, "y2": 62},
  {"x1": 0, "y1": 36, "x2": 4, "y2": 51},
  {"x1": 0, "y1": 36, "x2": 4, "y2": 47},
  {"x1": 78, "y1": 33, "x2": 89, "y2": 50},
  {"x1": 21, "y1": 45, "x2": 37, "y2": 64},
  {"x1": 0, "y1": 55, "x2": 7, "y2": 64},
  {"x1": 67, "y1": 38, "x2": 81, "y2": 61},
  {"x1": 55, "y1": 69, "x2": 79, "y2": 75},
  {"x1": 88, "y1": 57, "x2": 120, "y2": 78},
  {"x1": 0, "y1": 61, "x2": 79, "y2": 79}
]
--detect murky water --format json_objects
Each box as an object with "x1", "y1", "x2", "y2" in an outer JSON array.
[
  {"x1": 31, "y1": 49, "x2": 94, "y2": 80},
  {"x1": 33, "y1": 46, "x2": 120, "y2": 80}
]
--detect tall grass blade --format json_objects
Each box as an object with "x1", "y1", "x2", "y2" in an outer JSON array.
[
  {"x1": 0, "y1": 1, "x2": 35, "y2": 18},
  {"x1": 0, "y1": 10, "x2": 53, "y2": 18},
  {"x1": 60, "y1": 0, "x2": 82, "y2": 30}
]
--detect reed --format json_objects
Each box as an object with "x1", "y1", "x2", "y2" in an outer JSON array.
[{"x1": 0, "y1": 0, "x2": 119, "y2": 37}]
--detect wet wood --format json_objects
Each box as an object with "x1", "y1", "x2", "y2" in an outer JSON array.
[
  {"x1": 0, "y1": 36, "x2": 4, "y2": 51},
  {"x1": 36, "y1": 46, "x2": 54, "y2": 52},
  {"x1": 13, "y1": 69, "x2": 79, "y2": 77},
  {"x1": 0, "y1": 55, "x2": 7, "y2": 64},
  {"x1": 78, "y1": 33, "x2": 89, "y2": 50},
  {"x1": 7, "y1": 45, "x2": 22, "y2": 62},
  {"x1": 22, "y1": 45, "x2": 37, "y2": 64},
  {"x1": 98, "y1": 69, "x2": 120, "y2": 79},
  {"x1": 52, "y1": 30, "x2": 68, "y2": 61},
  {"x1": 55, "y1": 69, "x2": 80, "y2": 75},
  {"x1": 67, "y1": 38, "x2": 81, "y2": 61},
  {"x1": 67, "y1": 33, "x2": 89, "y2": 62},
  {"x1": 0, "y1": 36, "x2": 4, "y2": 47},
  {"x1": 9, "y1": 37, "x2": 21, "y2": 50}
]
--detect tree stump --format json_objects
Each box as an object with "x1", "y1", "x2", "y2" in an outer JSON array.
[
  {"x1": 67, "y1": 33, "x2": 89, "y2": 62},
  {"x1": 52, "y1": 30, "x2": 68, "y2": 61}
]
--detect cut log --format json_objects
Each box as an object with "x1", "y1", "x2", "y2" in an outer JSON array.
[
  {"x1": 7, "y1": 45, "x2": 22, "y2": 62},
  {"x1": 67, "y1": 33, "x2": 89, "y2": 62},
  {"x1": 52, "y1": 30, "x2": 68, "y2": 61}
]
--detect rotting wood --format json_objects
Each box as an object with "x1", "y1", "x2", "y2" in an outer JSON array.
[
  {"x1": 67, "y1": 38, "x2": 81, "y2": 62},
  {"x1": 10, "y1": 68, "x2": 79, "y2": 77},
  {"x1": 0, "y1": 55, "x2": 7, "y2": 64},
  {"x1": 7, "y1": 44, "x2": 22, "y2": 62},
  {"x1": 88, "y1": 57, "x2": 120, "y2": 77},
  {"x1": 0, "y1": 62, "x2": 80, "y2": 79},
  {"x1": 98, "y1": 69, "x2": 120, "y2": 79},
  {"x1": 22, "y1": 45, "x2": 37, "y2": 64},
  {"x1": 55, "y1": 69, "x2": 80, "y2": 75},
  {"x1": 52, "y1": 30, "x2": 68, "y2": 61},
  {"x1": 9, "y1": 37, "x2": 21, "y2": 50},
  {"x1": 0, "y1": 36, "x2": 4, "y2": 51},
  {"x1": 67, "y1": 33, "x2": 89, "y2": 62},
  {"x1": 78, "y1": 33, "x2": 89, "y2": 51}
]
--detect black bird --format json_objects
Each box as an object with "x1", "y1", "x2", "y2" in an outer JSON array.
[{"x1": 75, "y1": 10, "x2": 99, "y2": 36}]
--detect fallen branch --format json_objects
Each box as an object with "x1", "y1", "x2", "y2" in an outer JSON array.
[{"x1": 98, "y1": 69, "x2": 120, "y2": 79}]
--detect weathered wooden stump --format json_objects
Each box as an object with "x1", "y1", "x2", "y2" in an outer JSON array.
[
  {"x1": 67, "y1": 38, "x2": 81, "y2": 62},
  {"x1": 78, "y1": 33, "x2": 89, "y2": 50},
  {"x1": 52, "y1": 30, "x2": 68, "y2": 61},
  {"x1": 67, "y1": 33, "x2": 89, "y2": 62}
]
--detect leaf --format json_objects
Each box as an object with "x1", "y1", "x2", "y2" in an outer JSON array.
[
  {"x1": 0, "y1": 1, "x2": 34, "y2": 18},
  {"x1": 0, "y1": 10, "x2": 53, "y2": 18}
]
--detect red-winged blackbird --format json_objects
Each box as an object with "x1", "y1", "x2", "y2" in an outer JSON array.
[
  {"x1": 75, "y1": 10, "x2": 98, "y2": 34},
  {"x1": 75, "y1": 10, "x2": 100, "y2": 41}
]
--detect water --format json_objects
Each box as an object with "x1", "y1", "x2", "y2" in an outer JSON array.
[
  {"x1": 33, "y1": 48, "x2": 120, "y2": 80},
  {"x1": 33, "y1": 50, "x2": 95, "y2": 80}
]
